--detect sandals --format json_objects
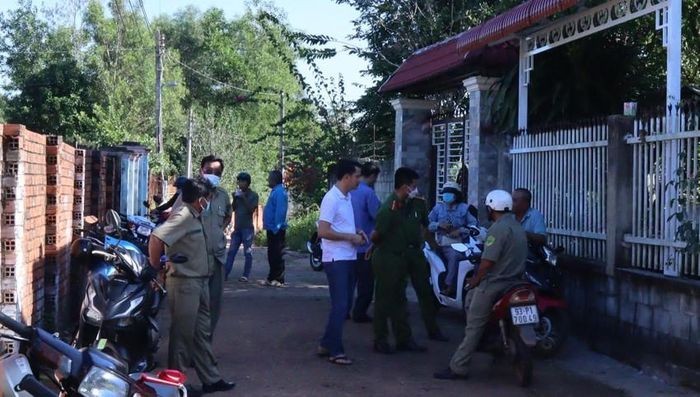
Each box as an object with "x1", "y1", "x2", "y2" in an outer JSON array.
[{"x1": 328, "y1": 355, "x2": 353, "y2": 365}]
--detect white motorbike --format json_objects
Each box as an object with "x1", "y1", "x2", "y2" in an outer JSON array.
[{"x1": 424, "y1": 225, "x2": 486, "y2": 312}]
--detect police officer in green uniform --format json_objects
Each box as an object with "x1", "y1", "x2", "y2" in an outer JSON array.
[
  {"x1": 199, "y1": 155, "x2": 232, "y2": 336},
  {"x1": 434, "y1": 189, "x2": 528, "y2": 380},
  {"x1": 370, "y1": 167, "x2": 446, "y2": 354},
  {"x1": 148, "y1": 177, "x2": 235, "y2": 393}
]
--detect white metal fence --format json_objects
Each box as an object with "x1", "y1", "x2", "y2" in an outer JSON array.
[
  {"x1": 511, "y1": 123, "x2": 608, "y2": 261},
  {"x1": 624, "y1": 111, "x2": 700, "y2": 277},
  {"x1": 432, "y1": 118, "x2": 469, "y2": 200}
]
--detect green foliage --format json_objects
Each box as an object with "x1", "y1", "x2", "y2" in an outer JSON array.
[{"x1": 285, "y1": 208, "x2": 319, "y2": 252}]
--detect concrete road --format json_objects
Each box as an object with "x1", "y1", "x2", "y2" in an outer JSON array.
[{"x1": 155, "y1": 249, "x2": 695, "y2": 397}]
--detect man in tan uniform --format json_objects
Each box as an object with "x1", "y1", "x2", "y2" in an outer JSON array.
[
  {"x1": 199, "y1": 155, "x2": 232, "y2": 335},
  {"x1": 148, "y1": 177, "x2": 235, "y2": 394}
]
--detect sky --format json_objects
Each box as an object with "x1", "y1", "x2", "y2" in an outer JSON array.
[{"x1": 0, "y1": 0, "x2": 374, "y2": 101}]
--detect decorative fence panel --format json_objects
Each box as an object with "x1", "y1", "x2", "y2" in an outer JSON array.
[
  {"x1": 511, "y1": 122, "x2": 608, "y2": 261},
  {"x1": 624, "y1": 110, "x2": 700, "y2": 277},
  {"x1": 431, "y1": 117, "x2": 469, "y2": 200}
]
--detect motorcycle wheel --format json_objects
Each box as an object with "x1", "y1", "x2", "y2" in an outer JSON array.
[
  {"x1": 511, "y1": 334, "x2": 533, "y2": 387},
  {"x1": 309, "y1": 253, "x2": 324, "y2": 272},
  {"x1": 535, "y1": 310, "x2": 569, "y2": 358}
]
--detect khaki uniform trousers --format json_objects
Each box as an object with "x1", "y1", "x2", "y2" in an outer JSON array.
[
  {"x1": 166, "y1": 276, "x2": 221, "y2": 385},
  {"x1": 449, "y1": 279, "x2": 518, "y2": 375}
]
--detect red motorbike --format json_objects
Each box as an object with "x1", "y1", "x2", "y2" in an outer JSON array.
[{"x1": 476, "y1": 283, "x2": 539, "y2": 387}]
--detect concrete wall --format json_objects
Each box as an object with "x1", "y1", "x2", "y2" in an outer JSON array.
[{"x1": 373, "y1": 158, "x2": 395, "y2": 202}]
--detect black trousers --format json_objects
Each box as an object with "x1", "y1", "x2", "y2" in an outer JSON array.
[
  {"x1": 266, "y1": 230, "x2": 286, "y2": 283},
  {"x1": 351, "y1": 253, "x2": 374, "y2": 319}
]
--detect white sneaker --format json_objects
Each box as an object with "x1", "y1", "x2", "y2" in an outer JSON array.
[
  {"x1": 238, "y1": 276, "x2": 249, "y2": 283},
  {"x1": 270, "y1": 280, "x2": 286, "y2": 288}
]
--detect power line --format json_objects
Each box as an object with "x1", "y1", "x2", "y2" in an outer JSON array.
[
  {"x1": 137, "y1": 0, "x2": 153, "y2": 34},
  {"x1": 165, "y1": 52, "x2": 278, "y2": 97}
]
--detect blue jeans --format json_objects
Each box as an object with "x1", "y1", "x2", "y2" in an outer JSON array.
[
  {"x1": 320, "y1": 260, "x2": 355, "y2": 356},
  {"x1": 225, "y1": 228, "x2": 254, "y2": 279}
]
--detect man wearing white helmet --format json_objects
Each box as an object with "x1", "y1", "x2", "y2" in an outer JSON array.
[{"x1": 434, "y1": 189, "x2": 528, "y2": 380}]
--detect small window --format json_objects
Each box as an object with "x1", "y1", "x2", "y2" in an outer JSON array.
[
  {"x1": 76, "y1": 165, "x2": 84, "y2": 174},
  {"x1": 47, "y1": 195, "x2": 57, "y2": 205},
  {"x1": 46, "y1": 235, "x2": 56, "y2": 246},
  {"x1": 47, "y1": 215, "x2": 56, "y2": 225},
  {"x1": 3, "y1": 188, "x2": 15, "y2": 201},
  {"x1": 47, "y1": 136, "x2": 59, "y2": 146},
  {"x1": 5, "y1": 163, "x2": 18, "y2": 177},
  {"x1": 47, "y1": 155, "x2": 57, "y2": 165},
  {"x1": 6, "y1": 138, "x2": 19, "y2": 151},
  {"x1": 3, "y1": 214, "x2": 14, "y2": 226},
  {"x1": 47, "y1": 175, "x2": 57, "y2": 186},
  {"x1": 73, "y1": 212, "x2": 82, "y2": 221},
  {"x1": 3, "y1": 240, "x2": 16, "y2": 252}
]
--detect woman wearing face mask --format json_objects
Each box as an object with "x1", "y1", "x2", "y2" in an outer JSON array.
[{"x1": 428, "y1": 182, "x2": 477, "y2": 297}]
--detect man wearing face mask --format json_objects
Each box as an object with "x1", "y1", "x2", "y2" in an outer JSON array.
[
  {"x1": 428, "y1": 182, "x2": 478, "y2": 297},
  {"x1": 199, "y1": 155, "x2": 233, "y2": 336},
  {"x1": 434, "y1": 189, "x2": 527, "y2": 381},
  {"x1": 148, "y1": 177, "x2": 236, "y2": 394},
  {"x1": 369, "y1": 167, "x2": 447, "y2": 355}
]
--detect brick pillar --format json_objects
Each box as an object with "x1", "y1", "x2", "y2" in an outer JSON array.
[
  {"x1": 2, "y1": 124, "x2": 47, "y2": 326},
  {"x1": 463, "y1": 76, "x2": 508, "y2": 221},
  {"x1": 606, "y1": 115, "x2": 634, "y2": 276},
  {"x1": 390, "y1": 98, "x2": 436, "y2": 198}
]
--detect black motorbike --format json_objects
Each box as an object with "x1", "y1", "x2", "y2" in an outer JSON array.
[
  {"x1": 306, "y1": 231, "x2": 323, "y2": 272},
  {"x1": 0, "y1": 311, "x2": 186, "y2": 396},
  {"x1": 71, "y1": 210, "x2": 183, "y2": 374}
]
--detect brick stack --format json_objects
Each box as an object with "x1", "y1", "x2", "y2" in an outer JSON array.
[
  {"x1": 44, "y1": 136, "x2": 75, "y2": 331},
  {"x1": 1, "y1": 125, "x2": 47, "y2": 332},
  {"x1": 73, "y1": 149, "x2": 86, "y2": 230},
  {"x1": 104, "y1": 155, "x2": 119, "y2": 213},
  {"x1": 83, "y1": 150, "x2": 108, "y2": 218}
]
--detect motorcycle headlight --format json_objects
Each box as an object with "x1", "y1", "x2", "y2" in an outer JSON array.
[{"x1": 78, "y1": 366, "x2": 130, "y2": 397}]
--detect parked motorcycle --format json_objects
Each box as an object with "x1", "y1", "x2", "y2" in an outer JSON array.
[
  {"x1": 71, "y1": 210, "x2": 177, "y2": 374},
  {"x1": 476, "y1": 283, "x2": 539, "y2": 386},
  {"x1": 525, "y1": 245, "x2": 568, "y2": 357},
  {"x1": 424, "y1": 230, "x2": 569, "y2": 357},
  {"x1": 306, "y1": 231, "x2": 323, "y2": 272},
  {"x1": 0, "y1": 311, "x2": 187, "y2": 396}
]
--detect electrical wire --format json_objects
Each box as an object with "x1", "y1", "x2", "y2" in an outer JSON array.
[{"x1": 165, "y1": 52, "x2": 278, "y2": 97}]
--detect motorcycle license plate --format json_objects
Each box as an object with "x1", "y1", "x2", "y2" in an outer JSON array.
[{"x1": 510, "y1": 305, "x2": 539, "y2": 325}]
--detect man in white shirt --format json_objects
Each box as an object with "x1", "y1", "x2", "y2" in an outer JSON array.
[{"x1": 316, "y1": 159, "x2": 365, "y2": 366}]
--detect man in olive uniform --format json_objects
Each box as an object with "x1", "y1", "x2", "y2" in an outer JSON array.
[
  {"x1": 434, "y1": 189, "x2": 528, "y2": 380},
  {"x1": 148, "y1": 178, "x2": 235, "y2": 394},
  {"x1": 370, "y1": 167, "x2": 446, "y2": 354},
  {"x1": 200, "y1": 155, "x2": 233, "y2": 336}
]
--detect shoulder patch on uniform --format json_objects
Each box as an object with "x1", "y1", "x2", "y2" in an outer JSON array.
[{"x1": 485, "y1": 235, "x2": 496, "y2": 247}]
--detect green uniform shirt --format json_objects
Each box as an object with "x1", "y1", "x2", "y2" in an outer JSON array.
[
  {"x1": 201, "y1": 186, "x2": 233, "y2": 269},
  {"x1": 481, "y1": 213, "x2": 528, "y2": 282},
  {"x1": 374, "y1": 193, "x2": 429, "y2": 254},
  {"x1": 232, "y1": 189, "x2": 259, "y2": 231},
  {"x1": 152, "y1": 204, "x2": 209, "y2": 278}
]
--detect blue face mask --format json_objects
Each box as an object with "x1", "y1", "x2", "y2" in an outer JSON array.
[
  {"x1": 442, "y1": 192, "x2": 456, "y2": 204},
  {"x1": 203, "y1": 174, "x2": 220, "y2": 187}
]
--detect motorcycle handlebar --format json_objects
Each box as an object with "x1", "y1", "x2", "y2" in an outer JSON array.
[
  {"x1": 18, "y1": 374, "x2": 56, "y2": 397},
  {"x1": 0, "y1": 312, "x2": 33, "y2": 339},
  {"x1": 92, "y1": 249, "x2": 118, "y2": 262}
]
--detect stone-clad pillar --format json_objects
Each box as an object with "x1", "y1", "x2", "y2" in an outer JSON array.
[
  {"x1": 463, "y1": 76, "x2": 506, "y2": 222},
  {"x1": 390, "y1": 98, "x2": 436, "y2": 198}
]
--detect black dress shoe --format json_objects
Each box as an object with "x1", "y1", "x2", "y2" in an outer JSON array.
[
  {"x1": 433, "y1": 367, "x2": 469, "y2": 380},
  {"x1": 373, "y1": 340, "x2": 394, "y2": 354},
  {"x1": 202, "y1": 380, "x2": 236, "y2": 394},
  {"x1": 429, "y1": 330, "x2": 450, "y2": 342},
  {"x1": 396, "y1": 340, "x2": 427, "y2": 352},
  {"x1": 353, "y1": 315, "x2": 373, "y2": 323}
]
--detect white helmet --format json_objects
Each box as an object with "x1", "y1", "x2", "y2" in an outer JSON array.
[
  {"x1": 485, "y1": 189, "x2": 513, "y2": 212},
  {"x1": 441, "y1": 181, "x2": 461, "y2": 192}
]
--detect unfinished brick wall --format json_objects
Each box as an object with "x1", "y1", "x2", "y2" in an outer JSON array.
[
  {"x1": 44, "y1": 137, "x2": 75, "y2": 331},
  {"x1": 83, "y1": 150, "x2": 108, "y2": 218},
  {"x1": 73, "y1": 149, "x2": 86, "y2": 230},
  {"x1": 1, "y1": 124, "x2": 47, "y2": 327}
]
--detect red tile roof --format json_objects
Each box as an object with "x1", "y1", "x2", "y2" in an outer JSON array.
[{"x1": 379, "y1": 0, "x2": 579, "y2": 93}]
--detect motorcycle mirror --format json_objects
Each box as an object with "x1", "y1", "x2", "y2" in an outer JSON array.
[
  {"x1": 104, "y1": 210, "x2": 122, "y2": 237},
  {"x1": 169, "y1": 254, "x2": 188, "y2": 264},
  {"x1": 70, "y1": 238, "x2": 95, "y2": 259}
]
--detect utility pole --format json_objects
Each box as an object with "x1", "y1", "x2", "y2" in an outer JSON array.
[
  {"x1": 186, "y1": 107, "x2": 193, "y2": 178},
  {"x1": 155, "y1": 30, "x2": 165, "y2": 195},
  {"x1": 278, "y1": 90, "x2": 285, "y2": 173}
]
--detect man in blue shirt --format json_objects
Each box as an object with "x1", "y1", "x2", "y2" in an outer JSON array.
[
  {"x1": 349, "y1": 162, "x2": 382, "y2": 323},
  {"x1": 512, "y1": 188, "x2": 547, "y2": 246},
  {"x1": 263, "y1": 170, "x2": 289, "y2": 286}
]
